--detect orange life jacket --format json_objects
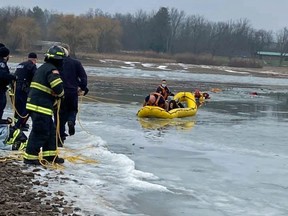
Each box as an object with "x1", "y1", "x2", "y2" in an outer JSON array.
[{"x1": 158, "y1": 85, "x2": 169, "y2": 100}]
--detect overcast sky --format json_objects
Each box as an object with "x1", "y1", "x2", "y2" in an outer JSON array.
[{"x1": 0, "y1": 0, "x2": 287, "y2": 32}]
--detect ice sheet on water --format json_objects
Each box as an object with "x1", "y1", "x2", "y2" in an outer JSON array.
[{"x1": 3, "y1": 65, "x2": 288, "y2": 216}]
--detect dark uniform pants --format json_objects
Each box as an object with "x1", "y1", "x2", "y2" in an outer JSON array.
[
  {"x1": 57, "y1": 91, "x2": 78, "y2": 138},
  {"x1": 14, "y1": 82, "x2": 29, "y2": 128},
  {"x1": 25, "y1": 112, "x2": 57, "y2": 158}
]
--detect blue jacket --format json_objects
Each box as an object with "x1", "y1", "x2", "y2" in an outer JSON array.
[{"x1": 14, "y1": 60, "x2": 37, "y2": 83}]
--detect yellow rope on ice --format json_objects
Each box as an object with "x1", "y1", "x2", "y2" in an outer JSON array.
[
  {"x1": 0, "y1": 151, "x2": 23, "y2": 162},
  {"x1": 77, "y1": 95, "x2": 93, "y2": 135},
  {"x1": 83, "y1": 94, "x2": 137, "y2": 104},
  {"x1": 61, "y1": 145, "x2": 99, "y2": 165},
  {"x1": 65, "y1": 155, "x2": 98, "y2": 164},
  {"x1": 8, "y1": 82, "x2": 29, "y2": 124},
  {"x1": 37, "y1": 150, "x2": 65, "y2": 170}
]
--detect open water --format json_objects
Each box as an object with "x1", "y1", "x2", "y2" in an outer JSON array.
[{"x1": 4, "y1": 63, "x2": 288, "y2": 216}]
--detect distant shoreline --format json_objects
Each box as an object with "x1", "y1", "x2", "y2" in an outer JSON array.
[{"x1": 9, "y1": 53, "x2": 288, "y2": 79}]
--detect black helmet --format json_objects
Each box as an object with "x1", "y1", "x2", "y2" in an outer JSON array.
[{"x1": 45, "y1": 45, "x2": 65, "y2": 60}]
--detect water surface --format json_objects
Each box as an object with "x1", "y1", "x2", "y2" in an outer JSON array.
[{"x1": 5, "y1": 65, "x2": 288, "y2": 216}]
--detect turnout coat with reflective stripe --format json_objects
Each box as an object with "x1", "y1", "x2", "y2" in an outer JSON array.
[{"x1": 26, "y1": 63, "x2": 64, "y2": 116}]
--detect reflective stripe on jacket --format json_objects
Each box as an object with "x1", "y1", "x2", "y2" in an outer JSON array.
[
  {"x1": 156, "y1": 85, "x2": 171, "y2": 100},
  {"x1": 26, "y1": 62, "x2": 64, "y2": 116}
]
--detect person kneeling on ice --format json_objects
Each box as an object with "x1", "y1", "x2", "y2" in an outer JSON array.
[
  {"x1": 0, "y1": 118, "x2": 27, "y2": 151},
  {"x1": 143, "y1": 92, "x2": 167, "y2": 110}
]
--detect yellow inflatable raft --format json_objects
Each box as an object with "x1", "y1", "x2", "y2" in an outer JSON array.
[{"x1": 137, "y1": 92, "x2": 197, "y2": 119}]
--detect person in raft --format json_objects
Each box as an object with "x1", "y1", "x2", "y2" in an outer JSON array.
[
  {"x1": 143, "y1": 92, "x2": 167, "y2": 110},
  {"x1": 155, "y1": 79, "x2": 174, "y2": 100}
]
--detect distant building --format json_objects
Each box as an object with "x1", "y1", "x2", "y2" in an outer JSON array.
[
  {"x1": 256, "y1": 51, "x2": 288, "y2": 60},
  {"x1": 256, "y1": 51, "x2": 288, "y2": 57},
  {"x1": 256, "y1": 51, "x2": 288, "y2": 66}
]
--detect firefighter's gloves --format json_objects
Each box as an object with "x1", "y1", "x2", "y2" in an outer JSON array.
[{"x1": 78, "y1": 87, "x2": 89, "y2": 96}]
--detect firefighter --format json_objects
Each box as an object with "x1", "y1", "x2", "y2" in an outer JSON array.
[
  {"x1": 23, "y1": 45, "x2": 65, "y2": 165},
  {"x1": 0, "y1": 44, "x2": 16, "y2": 120},
  {"x1": 56, "y1": 44, "x2": 88, "y2": 146},
  {"x1": 13, "y1": 52, "x2": 38, "y2": 130}
]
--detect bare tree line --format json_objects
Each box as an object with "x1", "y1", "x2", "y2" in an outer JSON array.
[{"x1": 1, "y1": 6, "x2": 288, "y2": 59}]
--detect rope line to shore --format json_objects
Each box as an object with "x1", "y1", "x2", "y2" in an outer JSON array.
[{"x1": 83, "y1": 95, "x2": 135, "y2": 103}]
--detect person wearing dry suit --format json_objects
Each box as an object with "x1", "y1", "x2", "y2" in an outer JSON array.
[
  {"x1": 23, "y1": 45, "x2": 65, "y2": 165},
  {"x1": 56, "y1": 44, "x2": 88, "y2": 146},
  {"x1": 13, "y1": 52, "x2": 38, "y2": 131},
  {"x1": 0, "y1": 44, "x2": 16, "y2": 120}
]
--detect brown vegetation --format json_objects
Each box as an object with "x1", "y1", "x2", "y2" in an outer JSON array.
[
  {"x1": 2, "y1": 6, "x2": 287, "y2": 67},
  {"x1": 11, "y1": 51, "x2": 266, "y2": 69},
  {"x1": 228, "y1": 57, "x2": 263, "y2": 68}
]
